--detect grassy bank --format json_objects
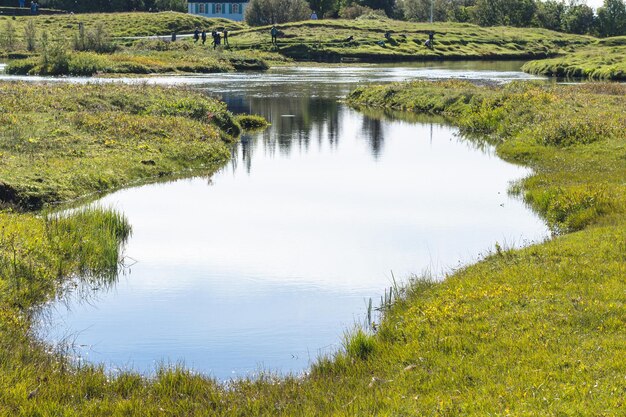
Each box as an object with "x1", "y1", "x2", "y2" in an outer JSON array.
[
  {"x1": 5, "y1": 46, "x2": 272, "y2": 76},
  {"x1": 230, "y1": 18, "x2": 593, "y2": 62},
  {"x1": 0, "y1": 82, "x2": 241, "y2": 209},
  {"x1": 0, "y1": 81, "x2": 623, "y2": 413},
  {"x1": 347, "y1": 81, "x2": 625, "y2": 233},
  {"x1": 522, "y1": 36, "x2": 626, "y2": 80}
]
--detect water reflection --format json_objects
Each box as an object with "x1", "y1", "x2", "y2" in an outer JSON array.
[{"x1": 39, "y1": 64, "x2": 550, "y2": 380}]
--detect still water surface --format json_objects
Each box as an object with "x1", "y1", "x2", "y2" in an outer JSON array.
[{"x1": 39, "y1": 63, "x2": 549, "y2": 379}]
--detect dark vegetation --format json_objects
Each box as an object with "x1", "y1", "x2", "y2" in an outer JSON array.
[{"x1": 243, "y1": 0, "x2": 626, "y2": 39}]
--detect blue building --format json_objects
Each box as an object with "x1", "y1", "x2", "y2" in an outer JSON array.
[{"x1": 187, "y1": 0, "x2": 249, "y2": 22}]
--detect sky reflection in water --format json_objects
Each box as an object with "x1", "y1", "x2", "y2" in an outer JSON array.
[{"x1": 40, "y1": 64, "x2": 549, "y2": 379}]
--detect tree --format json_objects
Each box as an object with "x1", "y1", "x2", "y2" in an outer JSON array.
[
  {"x1": 473, "y1": 0, "x2": 536, "y2": 26},
  {"x1": 307, "y1": 0, "x2": 339, "y2": 16},
  {"x1": 400, "y1": 0, "x2": 468, "y2": 22},
  {"x1": 156, "y1": 0, "x2": 187, "y2": 11},
  {"x1": 561, "y1": 3, "x2": 595, "y2": 34},
  {"x1": 534, "y1": 0, "x2": 565, "y2": 31},
  {"x1": 505, "y1": 0, "x2": 536, "y2": 26},
  {"x1": 360, "y1": 0, "x2": 396, "y2": 15},
  {"x1": 596, "y1": 0, "x2": 626, "y2": 36},
  {"x1": 245, "y1": 0, "x2": 312, "y2": 26},
  {"x1": 473, "y1": 0, "x2": 500, "y2": 25}
]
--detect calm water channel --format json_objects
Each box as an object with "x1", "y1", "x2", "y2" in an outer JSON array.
[{"x1": 34, "y1": 62, "x2": 549, "y2": 379}]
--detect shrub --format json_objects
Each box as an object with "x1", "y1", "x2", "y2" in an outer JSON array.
[
  {"x1": 24, "y1": 20, "x2": 37, "y2": 52},
  {"x1": 6, "y1": 58, "x2": 38, "y2": 75},
  {"x1": 534, "y1": 117, "x2": 612, "y2": 147},
  {"x1": 67, "y1": 52, "x2": 111, "y2": 76},
  {"x1": 73, "y1": 22, "x2": 117, "y2": 53},
  {"x1": 235, "y1": 114, "x2": 270, "y2": 129},
  {"x1": 245, "y1": 0, "x2": 311, "y2": 26},
  {"x1": 1, "y1": 19, "x2": 17, "y2": 51},
  {"x1": 339, "y1": 5, "x2": 385, "y2": 19}
]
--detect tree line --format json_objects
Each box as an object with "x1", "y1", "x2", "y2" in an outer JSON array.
[
  {"x1": 248, "y1": 0, "x2": 626, "y2": 37},
  {"x1": 2, "y1": 0, "x2": 624, "y2": 37}
]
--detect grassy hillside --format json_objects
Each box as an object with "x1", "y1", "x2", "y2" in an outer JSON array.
[
  {"x1": 0, "y1": 80, "x2": 624, "y2": 414},
  {"x1": 522, "y1": 37, "x2": 626, "y2": 80},
  {"x1": 0, "y1": 11, "x2": 243, "y2": 40},
  {"x1": 1, "y1": 12, "x2": 593, "y2": 64},
  {"x1": 228, "y1": 18, "x2": 594, "y2": 62}
]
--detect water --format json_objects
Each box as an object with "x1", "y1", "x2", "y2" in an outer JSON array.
[
  {"x1": 37, "y1": 63, "x2": 549, "y2": 379},
  {"x1": 0, "y1": 60, "x2": 539, "y2": 85}
]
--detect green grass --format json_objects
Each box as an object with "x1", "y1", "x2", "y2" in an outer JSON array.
[
  {"x1": 1, "y1": 12, "x2": 594, "y2": 66},
  {"x1": 1, "y1": 11, "x2": 280, "y2": 75},
  {"x1": 1, "y1": 11, "x2": 244, "y2": 41},
  {"x1": 0, "y1": 82, "x2": 243, "y2": 209},
  {"x1": 0, "y1": 80, "x2": 625, "y2": 414},
  {"x1": 228, "y1": 18, "x2": 594, "y2": 62},
  {"x1": 522, "y1": 38, "x2": 626, "y2": 80},
  {"x1": 347, "y1": 81, "x2": 626, "y2": 232},
  {"x1": 235, "y1": 113, "x2": 272, "y2": 130},
  {"x1": 6, "y1": 47, "x2": 272, "y2": 75}
]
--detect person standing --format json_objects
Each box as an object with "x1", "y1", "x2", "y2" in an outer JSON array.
[
  {"x1": 425, "y1": 31, "x2": 435, "y2": 49},
  {"x1": 212, "y1": 30, "x2": 219, "y2": 49},
  {"x1": 201, "y1": 29, "x2": 207, "y2": 45},
  {"x1": 270, "y1": 25, "x2": 278, "y2": 45},
  {"x1": 223, "y1": 29, "x2": 229, "y2": 47},
  {"x1": 19, "y1": 0, "x2": 25, "y2": 8},
  {"x1": 310, "y1": 11, "x2": 318, "y2": 19},
  {"x1": 193, "y1": 27, "x2": 200, "y2": 43}
]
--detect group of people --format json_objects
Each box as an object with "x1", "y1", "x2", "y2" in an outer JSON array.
[
  {"x1": 17, "y1": 0, "x2": 39, "y2": 14},
  {"x1": 268, "y1": 25, "x2": 435, "y2": 49},
  {"x1": 194, "y1": 27, "x2": 229, "y2": 49}
]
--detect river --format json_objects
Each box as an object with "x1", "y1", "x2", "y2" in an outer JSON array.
[{"x1": 30, "y1": 62, "x2": 549, "y2": 379}]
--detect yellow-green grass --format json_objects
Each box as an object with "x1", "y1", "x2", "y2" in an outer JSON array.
[
  {"x1": 1, "y1": 12, "x2": 596, "y2": 70},
  {"x1": 227, "y1": 18, "x2": 594, "y2": 62},
  {"x1": 2, "y1": 12, "x2": 281, "y2": 75},
  {"x1": 0, "y1": 81, "x2": 625, "y2": 415},
  {"x1": 5, "y1": 47, "x2": 274, "y2": 76},
  {"x1": 0, "y1": 11, "x2": 243, "y2": 44},
  {"x1": 522, "y1": 38, "x2": 626, "y2": 80},
  {"x1": 0, "y1": 82, "x2": 241, "y2": 209},
  {"x1": 347, "y1": 81, "x2": 626, "y2": 232}
]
